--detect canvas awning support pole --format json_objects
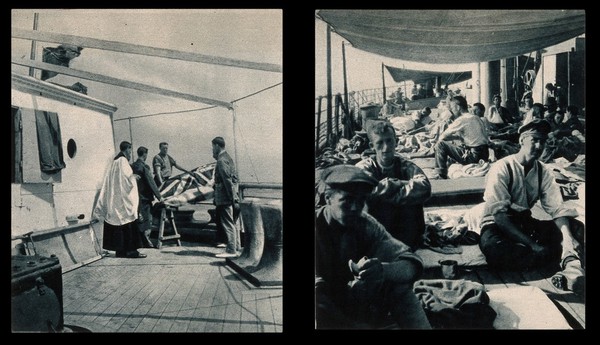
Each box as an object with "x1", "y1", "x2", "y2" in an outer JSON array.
[
  {"x1": 232, "y1": 105, "x2": 239, "y2": 180},
  {"x1": 128, "y1": 118, "x2": 133, "y2": 148},
  {"x1": 316, "y1": 96, "x2": 322, "y2": 153},
  {"x1": 28, "y1": 13, "x2": 39, "y2": 77},
  {"x1": 500, "y1": 58, "x2": 507, "y2": 103},
  {"x1": 567, "y1": 51, "x2": 571, "y2": 106},
  {"x1": 342, "y1": 42, "x2": 349, "y2": 111},
  {"x1": 381, "y1": 63, "x2": 386, "y2": 103},
  {"x1": 326, "y1": 25, "x2": 333, "y2": 148}
]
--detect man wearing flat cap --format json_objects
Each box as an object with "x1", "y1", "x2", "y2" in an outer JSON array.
[
  {"x1": 477, "y1": 119, "x2": 584, "y2": 294},
  {"x1": 315, "y1": 165, "x2": 431, "y2": 329}
]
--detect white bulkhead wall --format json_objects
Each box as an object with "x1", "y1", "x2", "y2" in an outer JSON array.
[{"x1": 11, "y1": 74, "x2": 118, "y2": 236}]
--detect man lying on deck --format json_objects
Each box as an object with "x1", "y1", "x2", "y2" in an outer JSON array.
[
  {"x1": 477, "y1": 119, "x2": 584, "y2": 294},
  {"x1": 315, "y1": 165, "x2": 431, "y2": 329}
]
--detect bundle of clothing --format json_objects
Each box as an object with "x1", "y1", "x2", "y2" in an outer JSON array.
[
  {"x1": 422, "y1": 211, "x2": 480, "y2": 254},
  {"x1": 413, "y1": 279, "x2": 497, "y2": 329},
  {"x1": 539, "y1": 133, "x2": 585, "y2": 164},
  {"x1": 447, "y1": 159, "x2": 491, "y2": 179}
]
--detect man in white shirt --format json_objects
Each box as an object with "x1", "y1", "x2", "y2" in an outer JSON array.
[
  {"x1": 433, "y1": 96, "x2": 489, "y2": 179},
  {"x1": 478, "y1": 119, "x2": 584, "y2": 294}
]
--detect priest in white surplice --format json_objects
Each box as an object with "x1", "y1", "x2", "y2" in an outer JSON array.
[{"x1": 93, "y1": 141, "x2": 146, "y2": 258}]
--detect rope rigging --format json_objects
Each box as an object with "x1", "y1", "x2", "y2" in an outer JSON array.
[{"x1": 115, "y1": 81, "x2": 282, "y2": 184}]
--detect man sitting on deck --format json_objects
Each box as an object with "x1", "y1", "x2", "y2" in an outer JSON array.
[
  {"x1": 486, "y1": 94, "x2": 515, "y2": 131},
  {"x1": 315, "y1": 165, "x2": 431, "y2": 329},
  {"x1": 433, "y1": 95, "x2": 490, "y2": 179},
  {"x1": 477, "y1": 119, "x2": 584, "y2": 294},
  {"x1": 356, "y1": 120, "x2": 431, "y2": 250}
]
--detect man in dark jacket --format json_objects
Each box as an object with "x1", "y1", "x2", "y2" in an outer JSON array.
[
  {"x1": 132, "y1": 146, "x2": 164, "y2": 248},
  {"x1": 211, "y1": 137, "x2": 241, "y2": 258},
  {"x1": 315, "y1": 164, "x2": 431, "y2": 329},
  {"x1": 356, "y1": 120, "x2": 431, "y2": 249}
]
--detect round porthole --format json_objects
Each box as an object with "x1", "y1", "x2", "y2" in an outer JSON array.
[{"x1": 67, "y1": 139, "x2": 77, "y2": 158}]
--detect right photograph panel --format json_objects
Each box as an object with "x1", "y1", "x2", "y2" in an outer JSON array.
[{"x1": 314, "y1": 9, "x2": 586, "y2": 330}]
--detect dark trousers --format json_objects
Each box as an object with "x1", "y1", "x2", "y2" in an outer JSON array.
[
  {"x1": 479, "y1": 214, "x2": 562, "y2": 271},
  {"x1": 137, "y1": 199, "x2": 154, "y2": 247},
  {"x1": 434, "y1": 141, "x2": 489, "y2": 177},
  {"x1": 316, "y1": 281, "x2": 431, "y2": 329},
  {"x1": 215, "y1": 202, "x2": 241, "y2": 247}
]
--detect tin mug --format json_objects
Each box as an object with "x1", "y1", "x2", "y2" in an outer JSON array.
[{"x1": 439, "y1": 259, "x2": 459, "y2": 279}]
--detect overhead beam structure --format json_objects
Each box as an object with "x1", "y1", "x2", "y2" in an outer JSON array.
[
  {"x1": 12, "y1": 28, "x2": 282, "y2": 73},
  {"x1": 12, "y1": 58, "x2": 234, "y2": 109}
]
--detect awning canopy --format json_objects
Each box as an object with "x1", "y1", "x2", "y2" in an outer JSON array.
[
  {"x1": 384, "y1": 65, "x2": 472, "y2": 85},
  {"x1": 317, "y1": 10, "x2": 585, "y2": 64}
]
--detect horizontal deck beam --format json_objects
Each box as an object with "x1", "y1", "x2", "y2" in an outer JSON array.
[{"x1": 12, "y1": 28, "x2": 282, "y2": 73}]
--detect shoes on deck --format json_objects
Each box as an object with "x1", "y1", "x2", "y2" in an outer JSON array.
[{"x1": 551, "y1": 258, "x2": 584, "y2": 295}]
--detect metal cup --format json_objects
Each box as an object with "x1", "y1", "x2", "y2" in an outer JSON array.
[{"x1": 439, "y1": 259, "x2": 459, "y2": 279}]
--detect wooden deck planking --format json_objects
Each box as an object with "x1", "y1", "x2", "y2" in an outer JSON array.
[
  {"x1": 203, "y1": 267, "x2": 228, "y2": 332},
  {"x1": 114, "y1": 264, "x2": 175, "y2": 332},
  {"x1": 167, "y1": 263, "x2": 208, "y2": 332},
  {"x1": 474, "y1": 267, "x2": 508, "y2": 290},
  {"x1": 104, "y1": 265, "x2": 165, "y2": 332},
  {"x1": 253, "y1": 291, "x2": 278, "y2": 332},
  {"x1": 70, "y1": 263, "x2": 148, "y2": 329},
  {"x1": 133, "y1": 263, "x2": 188, "y2": 332},
  {"x1": 222, "y1": 288, "x2": 243, "y2": 332},
  {"x1": 151, "y1": 263, "x2": 200, "y2": 332},
  {"x1": 185, "y1": 262, "x2": 223, "y2": 333},
  {"x1": 496, "y1": 270, "x2": 528, "y2": 288},
  {"x1": 240, "y1": 292, "x2": 259, "y2": 332},
  {"x1": 59, "y1": 241, "x2": 282, "y2": 333},
  {"x1": 271, "y1": 293, "x2": 283, "y2": 332}
]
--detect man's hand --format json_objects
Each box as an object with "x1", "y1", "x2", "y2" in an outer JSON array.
[
  {"x1": 133, "y1": 174, "x2": 141, "y2": 181},
  {"x1": 357, "y1": 257, "x2": 384, "y2": 282}
]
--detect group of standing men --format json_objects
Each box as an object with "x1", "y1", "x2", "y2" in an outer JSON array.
[{"x1": 93, "y1": 137, "x2": 241, "y2": 259}]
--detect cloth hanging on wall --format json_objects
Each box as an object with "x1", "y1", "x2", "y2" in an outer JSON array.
[{"x1": 34, "y1": 110, "x2": 66, "y2": 174}]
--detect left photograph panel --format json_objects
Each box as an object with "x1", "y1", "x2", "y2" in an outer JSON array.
[{"x1": 11, "y1": 8, "x2": 282, "y2": 333}]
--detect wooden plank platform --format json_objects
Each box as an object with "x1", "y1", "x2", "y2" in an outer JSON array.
[{"x1": 61, "y1": 241, "x2": 282, "y2": 333}]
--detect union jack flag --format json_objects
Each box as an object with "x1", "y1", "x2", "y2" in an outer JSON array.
[{"x1": 159, "y1": 162, "x2": 216, "y2": 208}]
